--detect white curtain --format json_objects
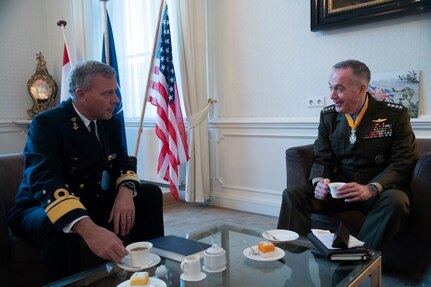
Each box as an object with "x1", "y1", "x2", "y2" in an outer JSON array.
[{"x1": 167, "y1": 0, "x2": 211, "y2": 202}]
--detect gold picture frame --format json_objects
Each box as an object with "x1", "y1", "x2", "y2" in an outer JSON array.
[
  {"x1": 311, "y1": 0, "x2": 431, "y2": 31},
  {"x1": 27, "y1": 52, "x2": 57, "y2": 119}
]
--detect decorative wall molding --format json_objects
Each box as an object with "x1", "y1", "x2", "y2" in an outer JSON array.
[
  {"x1": 0, "y1": 121, "x2": 26, "y2": 133},
  {"x1": 209, "y1": 117, "x2": 431, "y2": 132},
  {"x1": 209, "y1": 117, "x2": 319, "y2": 130}
]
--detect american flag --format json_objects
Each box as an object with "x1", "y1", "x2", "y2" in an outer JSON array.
[{"x1": 149, "y1": 4, "x2": 189, "y2": 200}]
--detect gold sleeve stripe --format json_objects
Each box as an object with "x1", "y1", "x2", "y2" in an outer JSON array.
[
  {"x1": 46, "y1": 196, "x2": 85, "y2": 223},
  {"x1": 115, "y1": 172, "x2": 139, "y2": 188}
]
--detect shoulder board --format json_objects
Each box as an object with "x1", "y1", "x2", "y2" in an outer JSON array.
[
  {"x1": 380, "y1": 102, "x2": 406, "y2": 112},
  {"x1": 321, "y1": 105, "x2": 336, "y2": 114}
]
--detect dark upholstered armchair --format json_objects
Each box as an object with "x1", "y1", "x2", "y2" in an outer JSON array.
[
  {"x1": 0, "y1": 154, "x2": 105, "y2": 286},
  {"x1": 283, "y1": 138, "x2": 431, "y2": 273}
]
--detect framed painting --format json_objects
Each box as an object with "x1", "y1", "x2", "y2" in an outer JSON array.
[
  {"x1": 311, "y1": 0, "x2": 431, "y2": 31},
  {"x1": 368, "y1": 70, "x2": 420, "y2": 118}
]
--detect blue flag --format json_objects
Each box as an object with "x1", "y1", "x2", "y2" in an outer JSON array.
[{"x1": 102, "y1": 13, "x2": 128, "y2": 153}]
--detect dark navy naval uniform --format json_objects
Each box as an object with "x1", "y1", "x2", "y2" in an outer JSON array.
[
  {"x1": 7, "y1": 99, "x2": 164, "y2": 278},
  {"x1": 277, "y1": 95, "x2": 419, "y2": 250}
]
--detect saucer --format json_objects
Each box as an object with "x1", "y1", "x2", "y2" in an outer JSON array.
[
  {"x1": 243, "y1": 246, "x2": 285, "y2": 261},
  {"x1": 180, "y1": 271, "x2": 207, "y2": 281},
  {"x1": 262, "y1": 229, "x2": 299, "y2": 243},
  {"x1": 117, "y1": 253, "x2": 161, "y2": 272},
  {"x1": 203, "y1": 265, "x2": 226, "y2": 273},
  {"x1": 116, "y1": 277, "x2": 166, "y2": 287}
]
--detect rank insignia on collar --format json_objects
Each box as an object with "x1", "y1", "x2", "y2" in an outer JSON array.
[
  {"x1": 372, "y1": 118, "x2": 387, "y2": 123},
  {"x1": 70, "y1": 117, "x2": 78, "y2": 130}
]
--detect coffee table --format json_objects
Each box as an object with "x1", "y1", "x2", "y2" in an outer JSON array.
[{"x1": 44, "y1": 222, "x2": 381, "y2": 287}]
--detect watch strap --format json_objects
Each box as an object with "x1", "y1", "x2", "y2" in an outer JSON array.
[
  {"x1": 367, "y1": 183, "x2": 380, "y2": 195},
  {"x1": 120, "y1": 182, "x2": 137, "y2": 197}
]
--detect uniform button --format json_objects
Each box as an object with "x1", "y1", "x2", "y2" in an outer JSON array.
[
  {"x1": 42, "y1": 190, "x2": 46, "y2": 195},
  {"x1": 79, "y1": 184, "x2": 85, "y2": 189},
  {"x1": 98, "y1": 181, "x2": 101, "y2": 185},
  {"x1": 47, "y1": 199, "x2": 51, "y2": 204}
]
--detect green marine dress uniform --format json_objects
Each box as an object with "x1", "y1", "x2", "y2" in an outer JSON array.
[
  {"x1": 277, "y1": 95, "x2": 418, "y2": 250},
  {"x1": 7, "y1": 99, "x2": 164, "y2": 278}
]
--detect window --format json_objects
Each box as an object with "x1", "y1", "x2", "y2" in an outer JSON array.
[{"x1": 85, "y1": 0, "x2": 163, "y2": 120}]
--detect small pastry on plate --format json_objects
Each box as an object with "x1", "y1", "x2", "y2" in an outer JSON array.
[
  {"x1": 130, "y1": 271, "x2": 149, "y2": 286},
  {"x1": 258, "y1": 241, "x2": 276, "y2": 258}
]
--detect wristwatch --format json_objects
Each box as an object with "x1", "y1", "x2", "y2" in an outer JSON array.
[
  {"x1": 120, "y1": 182, "x2": 137, "y2": 197},
  {"x1": 367, "y1": 184, "x2": 380, "y2": 196}
]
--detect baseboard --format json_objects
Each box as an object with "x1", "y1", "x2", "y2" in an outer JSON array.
[{"x1": 209, "y1": 195, "x2": 279, "y2": 217}]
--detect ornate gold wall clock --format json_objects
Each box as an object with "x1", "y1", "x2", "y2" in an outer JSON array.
[{"x1": 27, "y1": 52, "x2": 57, "y2": 119}]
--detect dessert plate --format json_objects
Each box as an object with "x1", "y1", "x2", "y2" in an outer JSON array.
[
  {"x1": 202, "y1": 265, "x2": 226, "y2": 273},
  {"x1": 117, "y1": 253, "x2": 161, "y2": 272},
  {"x1": 243, "y1": 246, "x2": 285, "y2": 261},
  {"x1": 262, "y1": 229, "x2": 299, "y2": 243},
  {"x1": 117, "y1": 277, "x2": 166, "y2": 287},
  {"x1": 180, "y1": 271, "x2": 207, "y2": 281}
]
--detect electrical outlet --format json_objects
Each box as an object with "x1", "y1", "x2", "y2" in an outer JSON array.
[{"x1": 307, "y1": 97, "x2": 325, "y2": 108}]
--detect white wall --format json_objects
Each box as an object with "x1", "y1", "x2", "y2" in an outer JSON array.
[
  {"x1": 1, "y1": 0, "x2": 430, "y2": 216},
  {"x1": 207, "y1": 0, "x2": 431, "y2": 119},
  {"x1": 0, "y1": 0, "x2": 76, "y2": 153}
]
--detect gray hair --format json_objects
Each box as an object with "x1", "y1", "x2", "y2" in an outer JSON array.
[
  {"x1": 333, "y1": 59, "x2": 371, "y2": 84},
  {"x1": 68, "y1": 61, "x2": 116, "y2": 99}
]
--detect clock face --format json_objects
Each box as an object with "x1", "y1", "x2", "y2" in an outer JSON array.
[{"x1": 30, "y1": 78, "x2": 54, "y2": 101}]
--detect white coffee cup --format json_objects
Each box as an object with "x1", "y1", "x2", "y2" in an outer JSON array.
[
  {"x1": 203, "y1": 244, "x2": 226, "y2": 272},
  {"x1": 126, "y1": 241, "x2": 152, "y2": 267},
  {"x1": 180, "y1": 254, "x2": 202, "y2": 279},
  {"x1": 328, "y1": 182, "x2": 346, "y2": 198}
]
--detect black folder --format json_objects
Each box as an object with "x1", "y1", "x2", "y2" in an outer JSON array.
[{"x1": 307, "y1": 232, "x2": 372, "y2": 261}]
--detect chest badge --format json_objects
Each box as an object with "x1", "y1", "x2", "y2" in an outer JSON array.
[{"x1": 372, "y1": 118, "x2": 387, "y2": 123}]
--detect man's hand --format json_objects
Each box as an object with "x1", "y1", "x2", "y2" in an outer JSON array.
[
  {"x1": 108, "y1": 185, "x2": 136, "y2": 236},
  {"x1": 335, "y1": 182, "x2": 374, "y2": 202},
  {"x1": 314, "y1": 178, "x2": 331, "y2": 200},
  {"x1": 73, "y1": 217, "x2": 126, "y2": 262}
]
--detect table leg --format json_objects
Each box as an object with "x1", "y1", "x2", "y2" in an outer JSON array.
[{"x1": 348, "y1": 256, "x2": 382, "y2": 287}]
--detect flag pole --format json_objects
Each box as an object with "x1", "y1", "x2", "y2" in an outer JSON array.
[
  {"x1": 134, "y1": 0, "x2": 165, "y2": 157},
  {"x1": 100, "y1": 0, "x2": 110, "y2": 66},
  {"x1": 56, "y1": 20, "x2": 73, "y2": 65}
]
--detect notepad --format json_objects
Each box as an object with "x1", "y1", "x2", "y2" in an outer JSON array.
[{"x1": 148, "y1": 235, "x2": 211, "y2": 262}]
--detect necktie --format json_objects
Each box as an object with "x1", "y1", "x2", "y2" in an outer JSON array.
[{"x1": 89, "y1": 121, "x2": 97, "y2": 138}]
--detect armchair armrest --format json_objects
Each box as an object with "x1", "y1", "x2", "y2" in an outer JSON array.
[
  {"x1": 0, "y1": 201, "x2": 8, "y2": 267},
  {"x1": 285, "y1": 144, "x2": 314, "y2": 188},
  {"x1": 0, "y1": 153, "x2": 24, "y2": 267},
  {"x1": 409, "y1": 151, "x2": 431, "y2": 230}
]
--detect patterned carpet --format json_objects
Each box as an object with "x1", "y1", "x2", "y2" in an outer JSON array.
[{"x1": 162, "y1": 193, "x2": 431, "y2": 286}]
